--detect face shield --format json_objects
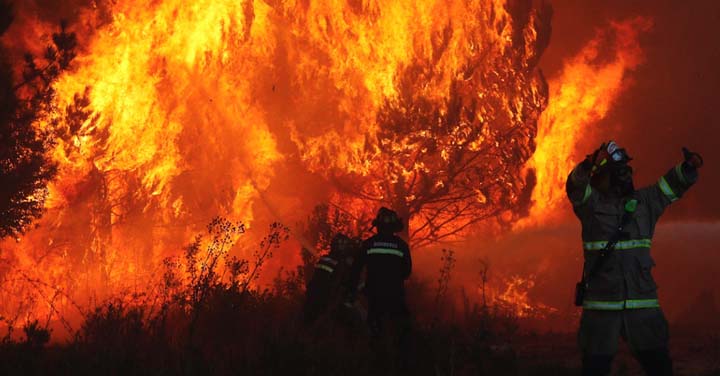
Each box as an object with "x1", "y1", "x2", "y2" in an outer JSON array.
[
  {"x1": 606, "y1": 141, "x2": 634, "y2": 196},
  {"x1": 593, "y1": 141, "x2": 634, "y2": 197}
]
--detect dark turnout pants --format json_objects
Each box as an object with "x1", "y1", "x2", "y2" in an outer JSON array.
[
  {"x1": 303, "y1": 286, "x2": 332, "y2": 325},
  {"x1": 579, "y1": 308, "x2": 673, "y2": 375},
  {"x1": 367, "y1": 293, "x2": 410, "y2": 335},
  {"x1": 366, "y1": 292, "x2": 412, "y2": 373}
]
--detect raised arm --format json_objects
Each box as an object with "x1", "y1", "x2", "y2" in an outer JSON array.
[
  {"x1": 641, "y1": 147, "x2": 703, "y2": 218},
  {"x1": 566, "y1": 144, "x2": 609, "y2": 208},
  {"x1": 566, "y1": 159, "x2": 595, "y2": 207}
]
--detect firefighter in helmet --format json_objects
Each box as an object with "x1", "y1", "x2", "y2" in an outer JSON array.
[
  {"x1": 347, "y1": 207, "x2": 412, "y2": 336},
  {"x1": 567, "y1": 141, "x2": 703, "y2": 375},
  {"x1": 303, "y1": 233, "x2": 353, "y2": 325}
]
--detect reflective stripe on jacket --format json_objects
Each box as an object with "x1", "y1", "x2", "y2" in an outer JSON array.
[
  {"x1": 348, "y1": 233, "x2": 412, "y2": 298},
  {"x1": 314, "y1": 256, "x2": 339, "y2": 274}
]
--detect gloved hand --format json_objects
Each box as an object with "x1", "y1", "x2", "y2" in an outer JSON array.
[
  {"x1": 682, "y1": 147, "x2": 703, "y2": 169},
  {"x1": 584, "y1": 143, "x2": 610, "y2": 172}
]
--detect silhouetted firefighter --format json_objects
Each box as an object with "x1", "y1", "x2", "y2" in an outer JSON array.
[
  {"x1": 303, "y1": 233, "x2": 355, "y2": 325},
  {"x1": 568, "y1": 141, "x2": 703, "y2": 376},
  {"x1": 347, "y1": 207, "x2": 412, "y2": 369}
]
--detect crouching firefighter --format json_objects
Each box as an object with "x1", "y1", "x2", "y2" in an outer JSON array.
[
  {"x1": 303, "y1": 233, "x2": 354, "y2": 326},
  {"x1": 567, "y1": 141, "x2": 703, "y2": 376},
  {"x1": 346, "y1": 207, "x2": 412, "y2": 367}
]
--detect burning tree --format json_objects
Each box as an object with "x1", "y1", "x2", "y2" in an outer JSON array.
[
  {"x1": 0, "y1": 11, "x2": 77, "y2": 238},
  {"x1": 323, "y1": 2, "x2": 552, "y2": 247},
  {"x1": 0, "y1": 0, "x2": 561, "y2": 332}
]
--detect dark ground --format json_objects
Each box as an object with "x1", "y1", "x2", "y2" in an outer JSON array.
[{"x1": 1, "y1": 290, "x2": 718, "y2": 375}]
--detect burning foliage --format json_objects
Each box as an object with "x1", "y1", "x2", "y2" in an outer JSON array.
[
  {"x1": 296, "y1": 2, "x2": 552, "y2": 247},
  {"x1": 0, "y1": 19, "x2": 76, "y2": 238},
  {"x1": 0, "y1": 0, "x2": 659, "y2": 347},
  {"x1": 0, "y1": 220, "x2": 578, "y2": 375},
  {"x1": 13, "y1": 0, "x2": 551, "y2": 322}
]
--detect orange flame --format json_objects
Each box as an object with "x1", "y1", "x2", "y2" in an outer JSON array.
[
  {"x1": 0, "y1": 0, "x2": 652, "y2": 337},
  {"x1": 519, "y1": 17, "x2": 652, "y2": 226},
  {"x1": 495, "y1": 274, "x2": 557, "y2": 318},
  {"x1": 1, "y1": 0, "x2": 547, "y2": 335}
]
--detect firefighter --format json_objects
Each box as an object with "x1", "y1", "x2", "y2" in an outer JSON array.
[
  {"x1": 303, "y1": 233, "x2": 353, "y2": 325},
  {"x1": 567, "y1": 141, "x2": 703, "y2": 376},
  {"x1": 347, "y1": 207, "x2": 412, "y2": 338}
]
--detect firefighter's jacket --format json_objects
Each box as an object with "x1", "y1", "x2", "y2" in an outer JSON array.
[
  {"x1": 349, "y1": 233, "x2": 412, "y2": 300},
  {"x1": 567, "y1": 161, "x2": 698, "y2": 310},
  {"x1": 305, "y1": 255, "x2": 343, "y2": 316}
]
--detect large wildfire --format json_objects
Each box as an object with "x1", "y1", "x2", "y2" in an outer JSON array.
[{"x1": 0, "y1": 0, "x2": 652, "y2": 336}]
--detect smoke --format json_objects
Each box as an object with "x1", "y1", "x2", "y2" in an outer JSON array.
[
  {"x1": 500, "y1": 0, "x2": 720, "y2": 331},
  {"x1": 2, "y1": 0, "x2": 110, "y2": 61},
  {"x1": 542, "y1": 0, "x2": 720, "y2": 222},
  {"x1": 417, "y1": 221, "x2": 720, "y2": 332}
]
